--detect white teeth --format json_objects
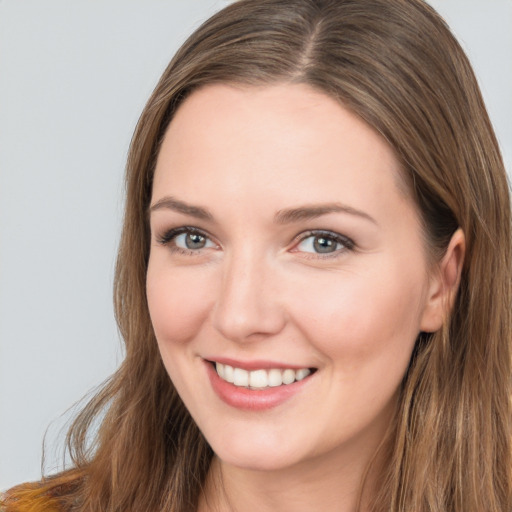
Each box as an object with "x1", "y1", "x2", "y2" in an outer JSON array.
[
  {"x1": 282, "y1": 369, "x2": 295, "y2": 385},
  {"x1": 268, "y1": 368, "x2": 283, "y2": 387},
  {"x1": 215, "y1": 363, "x2": 313, "y2": 389},
  {"x1": 249, "y1": 369, "x2": 268, "y2": 389},
  {"x1": 224, "y1": 364, "x2": 234, "y2": 383},
  {"x1": 216, "y1": 362, "x2": 225, "y2": 379},
  {"x1": 233, "y1": 368, "x2": 249, "y2": 387},
  {"x1": 295, "y1": 368, "x2": 311, "y2": 381}
]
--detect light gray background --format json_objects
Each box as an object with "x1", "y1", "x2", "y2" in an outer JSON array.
[{"x1": 1, "y1": 0, "x2": 511, "y2": 491}]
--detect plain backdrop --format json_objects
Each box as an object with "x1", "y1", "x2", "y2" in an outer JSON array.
[{"x1": 1, "y1": 0, "x2": 511, "y2": 491}]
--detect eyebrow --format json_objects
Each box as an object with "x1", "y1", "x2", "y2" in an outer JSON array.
[
  {"x1": 149, "y1": 196, "x2": 377, "y2": 226},
  {"x1": 274, "y1": 203, "x2": 378, "y2": 225},
  {"x1": 149, "y1": 196, "x2": 214, "y2": 221}
]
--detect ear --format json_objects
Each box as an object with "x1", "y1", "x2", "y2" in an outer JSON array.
[{"x1": 420, "y1": 228, "x2": 466, "y2": 333}]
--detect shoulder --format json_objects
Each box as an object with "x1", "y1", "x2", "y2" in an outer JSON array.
[{"x1": 1, "y1": 471, "x2": 83, "y2": 512}]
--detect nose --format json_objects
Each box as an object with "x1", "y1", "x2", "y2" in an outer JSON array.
[{"x1": 211, "y1": 250, "x2": 287, "y2": 343}]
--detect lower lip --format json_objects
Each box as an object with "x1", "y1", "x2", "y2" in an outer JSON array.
[{"x1": 205, "y1": 362, "x2": 313, "y2": 411}]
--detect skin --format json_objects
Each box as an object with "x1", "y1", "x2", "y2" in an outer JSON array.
[{"x1": 146, "y1": 83, "x2": 464, "y2": 512}]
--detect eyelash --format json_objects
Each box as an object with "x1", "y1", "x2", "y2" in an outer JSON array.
[
  {"x1": 156, "y1": 227, "x2": 355, "y2": 258},
  {"x1": 156, "y1": 226, "x2": 216, "y2": 256},
  {"x1": 292, "y1": 230, "x2": 355, "y2": 258}
]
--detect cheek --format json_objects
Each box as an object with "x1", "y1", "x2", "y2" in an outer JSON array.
[
  {"x1": 287, "y1": 260, "x2": 427, "y2": 366},
  {"x1": 146, "y1": 259, "x2": 214, "y2": 346}
]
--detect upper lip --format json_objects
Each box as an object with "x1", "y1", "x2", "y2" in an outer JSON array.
[{"x1": 205, "y1": 357, "x2": 315, "y2": 371}]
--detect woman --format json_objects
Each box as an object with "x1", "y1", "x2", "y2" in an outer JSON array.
[{"x1": 2, "y1": 0, "x2": 510, "y2": 511}]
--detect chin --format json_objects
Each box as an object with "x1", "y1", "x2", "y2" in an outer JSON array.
[
  {"x1": 217, "y1": 451, "x2": 300, "y2": 473},
  {"x1": 206, "y1": 432, "x2": 304, "y2": 472}
]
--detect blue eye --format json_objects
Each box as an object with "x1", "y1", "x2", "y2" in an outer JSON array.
[
  {"x1": 295, "y1": 231, "x2": 353, "y2": 255},
  {"x1": 158, "y1": 227, "x2": 216, "y2": 253},
  {"x1": 174, "y1": 231, "x2": 215, "y2": 250}
]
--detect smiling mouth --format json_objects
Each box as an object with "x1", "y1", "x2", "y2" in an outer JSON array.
[{"x1": 212, "y1": 362, "x2": 316, "y2": 389}]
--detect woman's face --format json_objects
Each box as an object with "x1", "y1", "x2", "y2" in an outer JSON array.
[{"x1": 147, "y1": 83, "x2": 440, "y2": 473}]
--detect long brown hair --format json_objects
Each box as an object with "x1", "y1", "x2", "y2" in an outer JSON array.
[{"x1": 3, "y1": 1, "x2": 511, "y2": 511}]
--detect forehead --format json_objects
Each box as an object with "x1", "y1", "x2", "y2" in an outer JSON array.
[{"x1": 152, "y1": 83, "x2": 414, "y2": 226}]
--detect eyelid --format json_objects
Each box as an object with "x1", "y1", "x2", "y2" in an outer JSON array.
[
  {"x1": 156, "y1": 226, "x2": 218, "y2": 252},
  {"x1": 155, "y1": 226, "x2": 354, "y2": 258},
  {"x1": 290, "y1": 230, "x2": 355, "y2": 256}
]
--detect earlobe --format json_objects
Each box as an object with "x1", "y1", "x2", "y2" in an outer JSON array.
[{"x1": 420, "y1": 228, "x2": 466, "y2": 333}]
